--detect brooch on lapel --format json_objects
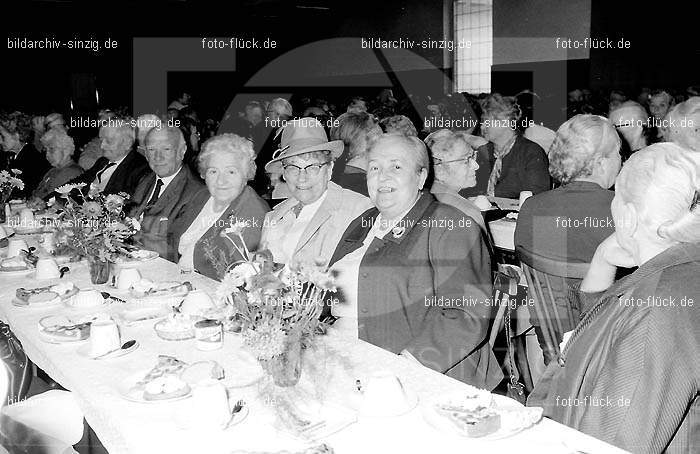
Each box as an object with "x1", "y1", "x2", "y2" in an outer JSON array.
[{"x1": 391, "y1": 225, "x2": 406, "y2": 238}]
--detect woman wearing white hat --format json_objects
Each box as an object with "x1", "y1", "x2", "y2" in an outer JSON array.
[{"x1": 260, "y1": 118, "x2": 372, "y2": 268}]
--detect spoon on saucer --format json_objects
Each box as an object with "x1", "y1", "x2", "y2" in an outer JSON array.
[{"x1": 93, "y1": 340, "x2": 136, "y2": 359}]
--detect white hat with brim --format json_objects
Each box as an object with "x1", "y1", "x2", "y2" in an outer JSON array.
[{"x1": 265, "y1": 117, "x2": 344, "y2": 174}]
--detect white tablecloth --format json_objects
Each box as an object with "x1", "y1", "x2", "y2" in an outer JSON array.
[{"x1": 0, "y1": 254, "x2": 628, "y2": 454}]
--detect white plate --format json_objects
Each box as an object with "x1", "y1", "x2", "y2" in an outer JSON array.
[
  {"x1": 117, "y1": 371, "x2": 192, "y2": 403},
  {"x1": 12, "y1": 223, "x2": 45, "y2": 235},
  {"x1": 38, "y1": 328, "x2": 90, "y2": 344},
  {"x1": 114, "y1": 250, "x2": 159, "y2": 264},
  {"x1": 0, "y1": 225, "x2": 15, "y2": 235},
  {"x1": 12, "y1": 295, "x2": 62, "y2": 309},
  {"x1": 115, "y1": 306, "x2": 170, "y2": 326},
  {"x1": 421, "y1": 393, "x2": 543, "y2": 440},
  {"x1": 77, "y1": 341, "x2": 140, "y2": 360},
  {"x1": 0, "y1": 267, "x2": 35, "y2": 276}
]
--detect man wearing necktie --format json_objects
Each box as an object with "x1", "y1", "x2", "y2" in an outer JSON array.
[
  {"x1": 128, "y1": 126, "x2": 203, "y2": 259},
  {"x1": 61, "y1": 121, "x2": 149, "y2": 198}
]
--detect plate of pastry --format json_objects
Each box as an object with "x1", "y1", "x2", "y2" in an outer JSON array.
[
  {"x1": 13, "y1": 282, "x2": 80, "y2": 308},
  {"x1": 114, "y1": 305, "x2": 171, "y2": 326},
  {"x1": 37, "y1": 314, "x2": 94, "y2": 344},
  {"x1": 421, "y1": 391, "x2": 543, "y2": 440},
  {"x1": 113, "y1": 249, "x2": 159, "y2": 264},
  {"x1": 130, "y1": 279, "x2": 193, "y2": 301},
  {"x1": 0, "y1": 256, "x2": 35, "y2": 275},
  {"x1": 118, "y1": 355, "x2": 192, "y2": 403}
]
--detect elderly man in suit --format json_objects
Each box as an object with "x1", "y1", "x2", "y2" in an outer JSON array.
[
  {"x1": 66, "y1": 120, "x2": 149, "y2": 197},
  {"x1": 260, "y1": 118, "x2": 372, "y2": 268},
  {"x1": 129, "y1": 126, "x2": 204, "y2": 259}
]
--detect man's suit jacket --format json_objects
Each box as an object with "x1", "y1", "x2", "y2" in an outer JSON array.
[
  {"x1": 260, "y1": 181, "x2": 373, "y2": 267},
  {"x1": 167, "y1": 186, "x2": 270, "y2": 280},
  {"x1": 68, "y1": 150, "x2": 149, "y2": 197},
  {"x1": 128, "y1": 166, "x2": 204, "y2": 259},
  {"x1": 326, "y1": 193, "x2": 503, "y2": 390}
]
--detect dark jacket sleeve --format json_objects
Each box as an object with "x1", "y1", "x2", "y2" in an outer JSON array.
[
  {"x1": 521, "y1": 141, "x2": 551, "y2": 195},
  {"x1": 404, "y1": 210, "x2": 494, "y2": 374},
  {"x1": 578, "y1": 298, "x2": 699, "y2": 453}
]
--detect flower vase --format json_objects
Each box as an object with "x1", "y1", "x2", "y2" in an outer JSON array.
[
  {"x1": 0, "y1": 203, "x2": 6, "y2": 224},
  {"x1": 87, "y1": 258, "x2": 111, "y2": 285},
  {"x1": 261, "y1": 335, "x2": 303, "y2": 387}
]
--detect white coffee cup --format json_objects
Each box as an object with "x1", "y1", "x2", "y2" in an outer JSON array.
[
  {"x1": 89, "y1": 319, "x2": 121, "y2": 358},
  {"x1": 518, "y1": 191, "x2": 533, "y2": 209},
  {"x1": 359, "y1": 372, "x2": 413, "y2": 417},
  {"x1": 35, "y1": 258, "x2": 60, "y2": 280},
  {"x1": 19, "y1": 208, "x2": 35, "y2": 226},
  {"x1": 116, "y1": 268, "x2": 141, "y2": 290},
  {"x1": 6, "y1": 239, "x2": 29, "y2": 258},
  {"x1": 40, "y1": 232, "x2": 56, "y2": 254},
  {"x1": 180, "y1": 290, "x2": 214, "y2": 316},
  {"x1": 0, "y1": 225, "x2": 7, "y2": 240},
  {"x1": 188, "y1": 380, "x2": 231, "y2": 429}
]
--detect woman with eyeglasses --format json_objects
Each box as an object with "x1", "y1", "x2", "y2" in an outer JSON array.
[
  {"x1": 167, "y1": 133, "x2": 269, "y2": 280},
  {"x1": 323, "y1": 133, "x2": 502, "y2": 390},
  {"x1": 260, "y1": 118, "x2": 372, "y2": 267},
  {"x1": 429, "y1": 130, "x2": 485, "y2": 231}
]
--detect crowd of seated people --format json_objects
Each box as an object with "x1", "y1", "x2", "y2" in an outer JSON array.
[{"x1": 1, "y1": 83, "x2": 699, "y2": 453}]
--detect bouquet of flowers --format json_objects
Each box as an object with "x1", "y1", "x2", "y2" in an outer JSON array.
[
  {"x1": 54, "y1": 183, "x2": 140, "y2": 262},
  {"x1": 0, "y1": 169, "x2": 24, "y2": 202},
  {"x1": 215, "y1": 219, "x2": 336, "y2": 386}
]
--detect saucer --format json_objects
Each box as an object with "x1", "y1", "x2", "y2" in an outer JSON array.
[
  {"x1": 12, "y1": 295, "x2": 62, "y2": 309},
  {"x1": 77, "y1": 341, "x2": 140, "y2": 360},
  {"x1": 117, "y1": 371, "x2": 192, "y2": 403}
]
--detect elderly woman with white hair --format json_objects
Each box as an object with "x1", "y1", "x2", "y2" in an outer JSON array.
[
  {"x1": 168, "y1": 133, "x2": 269, "y2": 280},
  {"x1": 429, "y1": 131, "x2": 485, "y2": 231},
  {"x1": 325, "y1": 133, "x2": 502, "y2": 390},
  {"x1": 515, "y1": 114, "x2": 621, "y2": 364},
  {"x1": 664, "y1": 96, "x2": 700, "y2": 153},
  {"x1": 528, "y1": 142, "x2": 700, "y2": 453},
  {"x1": 31, "y1": 129, "x2": 83, "y2": 201}
]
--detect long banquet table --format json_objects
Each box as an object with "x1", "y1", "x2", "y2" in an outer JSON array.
[{"x1": 0, "y1": 254, "x2": 629, "y2": 454}]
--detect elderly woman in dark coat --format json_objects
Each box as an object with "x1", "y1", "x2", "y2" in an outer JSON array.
[
  {"x1": 479, "y1": 94, "x2": 550, "y2": 197},
  {"x1": 167, "y1": 134, "x2": 269, "y2": 280},
  {"x1": 326, "y1": 133, "x2": 502, "y2": 390},
  {"x1": 528, "y1": 143, "x2": 700, "y2": 454}
]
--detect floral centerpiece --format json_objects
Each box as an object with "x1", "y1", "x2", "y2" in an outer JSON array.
[
  {"x1": 54, "y1": 183, "x2": 140, "y2": 284},
  {"x1": 0, "y1": 169, "x2": 24, "y2": 223},
  {"x1": 216, "y1": 219, "x2": 336, "y2": 387}
]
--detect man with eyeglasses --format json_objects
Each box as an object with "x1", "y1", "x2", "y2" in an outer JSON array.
[{"x1": 261, "y1": 118, "x2": 372, "y2": 267}]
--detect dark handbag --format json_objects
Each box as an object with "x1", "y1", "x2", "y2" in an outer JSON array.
[
  {"x1": 493, "y1": 267, "x2": 528, "y2": 405},
  {"x1": 0, "y1": 320, "x2": 32, "y2": 405},
  {"x1": 504, "y1": 301, "x2": 527, "y2": 405}
]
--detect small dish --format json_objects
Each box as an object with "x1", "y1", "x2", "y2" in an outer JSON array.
[
  {"x1": 115, "y1": 306, "x2": 170, "y2": 326},
  {"x1": 117, "y1": 371, "x2": 192, "y2": 403},
  {"x1": 12, "y1": 295, "x2": 62, "y2": 309}
]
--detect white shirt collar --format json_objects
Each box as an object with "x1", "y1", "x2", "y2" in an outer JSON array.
[
  {"x1": 156, "y1": 166, "x2": 182, "y2": 190},
  {"x1": 296, "y1": 190, "x2": 327, "y2": 217}
]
